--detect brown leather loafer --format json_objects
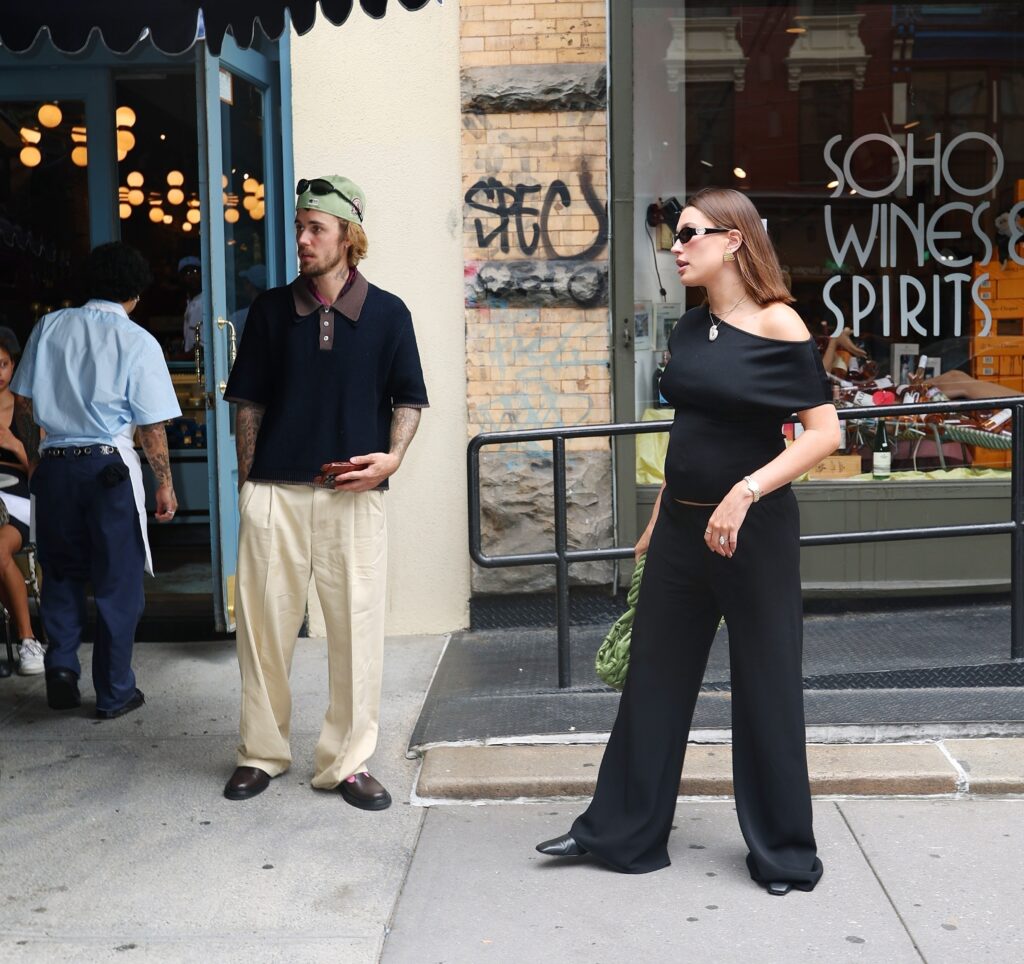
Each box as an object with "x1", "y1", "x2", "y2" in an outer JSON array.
[
  {"x1": 223, "y1": 766, "x2": 271, "y2": 801},
  {"x1": 338, "y1": 771, "x2": 392, "y2": 811}
]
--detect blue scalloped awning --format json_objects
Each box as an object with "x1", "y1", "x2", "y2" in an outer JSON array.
[{"x1": 0, "y1": 0, "x2": 434, "y2": 57}]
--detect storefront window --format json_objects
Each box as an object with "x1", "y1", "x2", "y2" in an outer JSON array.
[
  {"x1": 0, "y1": 100, "x2": 89, "y2": 347},
  {"x1": 218, "y1": 69, "x2": 267, "y2": 341},
  {"x1": 115, "y1": 73, "x2": 200, "y2": 359},
  {"x1": 634, "y1": 1, "x2": 1024, "y2": 486}
]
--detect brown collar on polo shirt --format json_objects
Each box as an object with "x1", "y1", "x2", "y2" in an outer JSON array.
[{"x1": 290, "y1": 272, "x2": 369, "y2": 350}]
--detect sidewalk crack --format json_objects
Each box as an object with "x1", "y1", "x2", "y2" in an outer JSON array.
[
  {"x1": 378, "y1": 805, "x2": 429, "y2": 963},
  {"x1": 835, "y1": 802, "x2": 928, "y2": 963}
]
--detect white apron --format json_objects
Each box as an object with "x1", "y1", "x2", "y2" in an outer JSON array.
[{"x1": 115, "y1": 429, "x2": 154, "y2": 576}]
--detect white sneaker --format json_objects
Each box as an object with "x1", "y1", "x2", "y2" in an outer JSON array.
[{"x1": 17, "y1": 638, "x2": 45, "y2": 676}]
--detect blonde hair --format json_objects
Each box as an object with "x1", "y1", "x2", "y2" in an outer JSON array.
[
  {"x1": 686, "y1": 187, "x2": 793, "y2": 305},
  {"x1": 342, "y1": 221, "x2": 368, "y2": 268}
]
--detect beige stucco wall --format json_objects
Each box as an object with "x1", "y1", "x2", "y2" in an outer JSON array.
[{"x1": 290, "y1": 2, "x2": 469, "y2": 634}]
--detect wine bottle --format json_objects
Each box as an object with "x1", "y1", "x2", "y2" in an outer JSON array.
[
  {"x1": 982, "y1": 408, "x2": 1013, "y2": 432},
  {"x1": 872, "y1": 419, "x2": 892, "y2": 480},
  {"x1": 831, "y1": 384, "x2": 847, "y2": 452}
]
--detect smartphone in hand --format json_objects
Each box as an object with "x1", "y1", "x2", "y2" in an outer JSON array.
[{"x1": 314, "y1": 460, "x2": 359, "y2": 486}]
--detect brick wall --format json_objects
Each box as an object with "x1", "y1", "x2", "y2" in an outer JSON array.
[
  {"x1": 461, "y1": 1, "x2": 610, "y2": 447},
  {"x1": 460, "y1": 0, "x2": 613, "y2": 592}
]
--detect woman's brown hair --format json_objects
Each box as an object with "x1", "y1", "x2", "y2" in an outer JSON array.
[{"x1": 686, "y1": 187, "x2": 793, "y2": 305}]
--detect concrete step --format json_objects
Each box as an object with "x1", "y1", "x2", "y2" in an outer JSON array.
[{"x1": 415, "y1": 737, "x2": 1024, "y2": 801}]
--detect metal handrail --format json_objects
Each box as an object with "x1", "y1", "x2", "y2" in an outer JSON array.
[{"x1": 468, "y1": 396, "x2": 1024, "y2": 688}]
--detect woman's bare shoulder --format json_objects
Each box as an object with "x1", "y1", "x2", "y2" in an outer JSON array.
[{"x1": 758, "y1": 302, "x2": 811, "y2": 342}]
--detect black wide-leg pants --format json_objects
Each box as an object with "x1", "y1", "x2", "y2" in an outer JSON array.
[{"x1": 571, "y1": 491, "x2": 823, "y2": 887}]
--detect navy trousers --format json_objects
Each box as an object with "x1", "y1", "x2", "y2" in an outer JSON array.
[
  {"x1": 31, "y1": 451, "x2": 146, "y2": 712},
  {"x1": 572, "y1": 491, "x2": 823, "y2": 888}
]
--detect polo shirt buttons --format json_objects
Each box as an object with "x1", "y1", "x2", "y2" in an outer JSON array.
[
  {"x1": 324, "y1": 321, "x2": 329, "y2": 327},
  {"x1": 323, "y1": 335, "x2": 329, "y2": 341}
]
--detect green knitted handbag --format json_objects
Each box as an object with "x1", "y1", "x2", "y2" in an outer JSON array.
[{"x1": 595, "y1": 553, "x2": 646, "y2": 691}]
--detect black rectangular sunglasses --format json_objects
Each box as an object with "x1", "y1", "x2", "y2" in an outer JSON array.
[
  {"x1": 673, "y1": 225, "x2": 733, "y2": 245},
  {"x1": 295, "y1": 178, "x2": 364, "y2": 222}
]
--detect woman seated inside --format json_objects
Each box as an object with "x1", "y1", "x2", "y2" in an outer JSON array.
[{"x1": 0, "y1": 327, "x2": 44, "y2": 675}]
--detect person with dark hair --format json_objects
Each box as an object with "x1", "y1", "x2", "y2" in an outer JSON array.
[
  {"x1": 86, "y1": 242, "x2": 154, "y2": 303},
  {"x1": 537, "y1": 188, "x2": 840, "y2": 894},
  {"x1": 178, "y1": 256, "x2": 204, "y2": 355},
  {"x1": 11, "y1": 242, "x2": 182, "y2": 718},
  {"x1": 0, "y1": 327, "x2": 44, "y2": 675}
]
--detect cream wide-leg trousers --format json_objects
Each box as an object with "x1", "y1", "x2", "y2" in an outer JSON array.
[{"x1": 234, "y1": 481, "x2": 387, "y2": 789}]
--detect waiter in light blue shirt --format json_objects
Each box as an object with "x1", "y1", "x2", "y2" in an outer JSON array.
[{"x1": 12, "y1": 242, "x2": 182, "y2": 719}]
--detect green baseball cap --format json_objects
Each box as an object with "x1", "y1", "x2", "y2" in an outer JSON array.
[{"x1": 295, "y1": 175, "x2": 365, "y2": 225}]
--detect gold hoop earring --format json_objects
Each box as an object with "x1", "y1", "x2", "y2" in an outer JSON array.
[{"x1": 723, "y1": 250, "x2": 736, "y2": 262}]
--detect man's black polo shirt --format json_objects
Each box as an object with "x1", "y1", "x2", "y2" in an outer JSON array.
[{"x1": 224, "y1": 274, "x2": 428, "y2": 488}]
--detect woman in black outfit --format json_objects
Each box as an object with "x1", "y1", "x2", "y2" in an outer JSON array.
[{"x1": 537, "y1": 188, "x2": 840, "y2": 894}]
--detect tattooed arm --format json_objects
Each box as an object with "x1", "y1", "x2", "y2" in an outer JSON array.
[
  {"x1": 236, "y1": 402, "x2": 265, "y2": 491},
  {"x1": 330, "y1": 405, "x2": 423, "y2": 493},
  {"x1": 389, "y1": 405, "x2": 422, "y2": 463},
  {"x1": 138, "y1": 421, "x2": 177, "y2": 522},
  {"x1": 13, "y1": 395, "x2": 41, "y2": 474}
]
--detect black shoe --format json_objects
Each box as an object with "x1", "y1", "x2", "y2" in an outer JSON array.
[
  {"x1": 95, "y1": 688, "x2": 145, "y2": 720},
  {"x1": 223, "y1": 766, "x2": 272, "y2": 801},
  {"x1": 767, "y1": 881, "x2": 793, "y2": 896},
  {"x1": 46, "y1": 668, "x2": 81, "y2": 710},
  {"x1": 536, "y1": 834, "x2": 588, "y2": 857},
  {"x1": 338, "y1": 771, "x2": 392, "y2": 811}
]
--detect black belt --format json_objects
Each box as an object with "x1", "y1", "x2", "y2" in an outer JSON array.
[{"x1": 44, "y1": 445, "x2": 117, "y2": 457}]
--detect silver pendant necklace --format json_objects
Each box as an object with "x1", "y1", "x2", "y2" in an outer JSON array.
[{"x1": 708, "y1": 296, "x2": 747, "y2": 341}]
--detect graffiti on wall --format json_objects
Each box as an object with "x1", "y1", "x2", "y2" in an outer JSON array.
[{"x1": 464, "y1": 160, "x2": 608, "y2": 261}]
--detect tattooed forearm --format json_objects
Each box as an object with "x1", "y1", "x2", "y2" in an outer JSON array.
[
  {"x1": 389, "y1": 406, "x2": 422, "y2": 463},
  {"x1": 236, "y1": 402, "x2": 265, "y2": 488},
  {"x1": 13, "y1": 395, "x2": 41, "y2": 469},
  {"x1": 138, "y1": 422, "x2": 173, "y2": 487}
]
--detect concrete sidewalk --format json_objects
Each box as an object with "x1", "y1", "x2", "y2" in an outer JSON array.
[
  {"x1": 0, "y1": 636, "x2": 445, "y2": 963},
  {"x1": 2, "y1": 636, "x2": 1023, "y2": 963}
]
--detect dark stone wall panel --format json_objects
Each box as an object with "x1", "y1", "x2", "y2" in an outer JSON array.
[
  {"x1": 473, "y1": 450, "x2": 615, "y2": 593},
  {"x1": 462, "y1": 64, "x2": 608, "y2": 113},
  {"x1": 466, "y1": 259, "x2": 609, "y2": 309}
]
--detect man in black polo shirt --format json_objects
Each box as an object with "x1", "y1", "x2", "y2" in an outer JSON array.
[{"x1": 222, "y1": 175, "x2": 428, "y2": 809}]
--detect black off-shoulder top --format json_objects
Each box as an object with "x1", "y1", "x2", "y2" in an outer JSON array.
[{"x1": 657, "y1": 305, "x2": 832, "y2": 503}]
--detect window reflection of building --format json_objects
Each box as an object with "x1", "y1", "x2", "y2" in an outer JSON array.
[
  {"x1": 799, "y1": 81, "x2": 852, "y2": 184},
  {"x1": 115, "y1": 73, "x2": 201, "y2": 357},
  {"x1": 634, "y1": 0, "x2": 1024, "y2": 415}
]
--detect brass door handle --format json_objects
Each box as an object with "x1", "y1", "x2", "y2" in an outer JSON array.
[
  {"x1": 216, "y1": 317, "x2": 238, "y2": 370},
  {"x1": 193, "y1": 323, "x2": 203, "y2": 383}
]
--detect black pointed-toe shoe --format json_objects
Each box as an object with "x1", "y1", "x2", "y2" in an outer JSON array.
[
  {"x1": 536, "y1": 834, "x2": 589, "y2": 857},
  {"x1": 767, "y1": 881, "x2": 793, "y2": 896}
]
